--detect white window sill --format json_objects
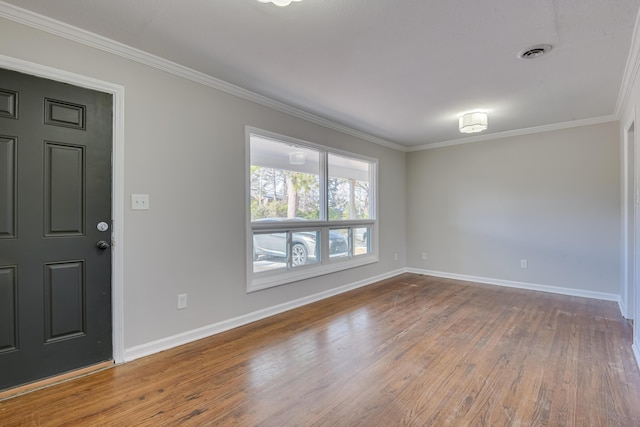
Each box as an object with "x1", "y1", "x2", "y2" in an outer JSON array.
[{"x1": 247, "y1": 254, "x2": 378, "y2": 292}]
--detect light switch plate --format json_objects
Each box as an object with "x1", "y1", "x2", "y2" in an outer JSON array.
[
  {"x1": 177, "y1": 294, "x2": 187, "y2": 310},
  {"x1": 131, "y1": 194, "x2": 149, "y2": 210}
]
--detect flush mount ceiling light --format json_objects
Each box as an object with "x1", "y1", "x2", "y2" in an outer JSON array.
[
  {"x1": 289, "y1": 151, "x2": 305, "y2": 165},
  {"x1": 517, "y1": 44, "x2": 552, "y2": 59},
  {"x1": 258, "y1": 0, "x2": 301, "y2": 6},
  {"x1": 459, "y1": 112, "x2": 488, "y2": 134}
]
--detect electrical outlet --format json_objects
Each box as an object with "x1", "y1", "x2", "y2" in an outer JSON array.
[
  {"x1": 131, "y1": 194, "x2": 150, "y2": 210},
  {"x1": 421, "y1": 252, "x2": 427, "y2": 260},
  {"x1": 520, "y1": 259, "x2": 528, "y2": 269},
  {"x1": 177, "y1": 294, "x2": 188, "y2": 309},
  {"x1": 394, "y1": 253, "x2": 399, "y2": 261}
]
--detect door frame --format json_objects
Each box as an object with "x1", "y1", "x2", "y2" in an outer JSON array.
[
  {"x1": 0, "y1": 54, "x2": 125, "y2": 364},
  {"x1": 623, "y1": 111, "x2": 636, "y2": 320},
  {"x1": 631, "y1": 106, "x2": 640, "y2": 366}
]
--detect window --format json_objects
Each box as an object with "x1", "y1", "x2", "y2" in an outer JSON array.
[{"x1": 247, "y1": 128, "x2": 377, "y2": 291}]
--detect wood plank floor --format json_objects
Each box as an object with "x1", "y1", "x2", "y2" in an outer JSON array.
[{"x1": 1, "y1": 273, "x2": 640, "y2": 426}]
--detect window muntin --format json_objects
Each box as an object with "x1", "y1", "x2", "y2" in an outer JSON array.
[{"x1": 248, "y1": 129, "x2": 377, "y2": 290}]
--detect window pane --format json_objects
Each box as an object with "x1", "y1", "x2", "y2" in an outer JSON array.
[
  {"x1": 329, "y1": 228, "x2": 349, "y2": 259},
  {"x1": 248, "y1": 129, "x2": 378, "y2": 290},
  {"x1": 250, "y1": 135, "x2": 320, "y2": 221},
  {"x1": 253, "y1": 231, "x2": 287, "y2": 273},
  {"x1": 328, "y1": 153, "x2": 371, "y2": 221},
  {"x1": 292, "y1": 230, "x2": 320, "y2": 267},
  {"x1": 354, "y1": 227, "x2": 370, "y2": 256}
]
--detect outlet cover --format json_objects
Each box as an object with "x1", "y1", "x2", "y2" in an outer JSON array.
[
  {"x1": 131, "y1": 194, "x2": 149, "y2": 210},
  {"x1": 177, "y1": 294, "x2": 188, "y2": 309},
  {"x1": 520, "y1": 260, "x2": 528, "y2": 269}
]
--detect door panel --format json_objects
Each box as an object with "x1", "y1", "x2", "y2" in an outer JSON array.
[
  {"x1": 0, "y1": 89, "x2": 17, "y2": 118},
  {"x1": 44, "y1": 260, "x2": 86, "y2": 342},
  {"x1": 0, "y1": 265, "x2": 17, "y2": 353},
  {"x1": 0, "y1": 136, "x2": 16, "y2": 238},
  {"x1": 0, "y1": 68, "x2": 112, "y2": 391},
  {"x1": 44, "y1": 142, "x2": 85, "y2": 236},
  {"x1": 44, "y1": 98, "x2": 85, "y2": 130}
]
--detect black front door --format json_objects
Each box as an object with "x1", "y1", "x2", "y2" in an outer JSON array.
[{"x1": 0, "y1": 67, "x2": 113, "y2": 390}]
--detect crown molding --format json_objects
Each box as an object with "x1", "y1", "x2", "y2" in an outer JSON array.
[
  {"x1": 0, "y1": 1, "x2": 406, "y2": 152},
  {"x1": 616, "y1": 7, "x2": 640, "y2": 117},
  {"x1": 406, "y1": 115, "x2": 619, "y2": 151}
]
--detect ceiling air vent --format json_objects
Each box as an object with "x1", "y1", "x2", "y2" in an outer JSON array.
[{"x1": 517, "y1": 44, "x2": 552, "y2": 59}]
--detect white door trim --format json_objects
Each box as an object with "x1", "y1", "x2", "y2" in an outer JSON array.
[
  {"x1": 0, "y1": 54, "x2": 125, "y2": 364},
  {"x1": 623, "y1": 112, "x2": 636, "y2": 319}
]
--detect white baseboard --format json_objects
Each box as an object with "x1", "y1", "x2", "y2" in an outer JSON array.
[
  {"x1": 124, "y1": 267, "x2": 625, "y2": 362},
  {"x1": 410, "y1": 268, "x2": 640, "y2": 372},
  {"x1": 124, "y1": 268, "x2": 405, "y2": 362},
  {"x1": 406, "y1": 268, "x2": 621, "y2": 303},
  {"x1": 618, "y1": 299, "x2": 629, "y2": 319}
]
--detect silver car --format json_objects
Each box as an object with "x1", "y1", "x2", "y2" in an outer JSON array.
[{"x1": 253, "y1": 219, "x2": 348, "y2": 266}]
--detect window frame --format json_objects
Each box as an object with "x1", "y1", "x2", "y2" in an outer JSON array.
[{"x1": 246, "y1": 127, "x2": 378, "y2": 292}]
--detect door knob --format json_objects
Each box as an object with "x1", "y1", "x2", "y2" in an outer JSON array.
[{"x1": 96, "y1": 240, "x2": 110, "y2": 250}]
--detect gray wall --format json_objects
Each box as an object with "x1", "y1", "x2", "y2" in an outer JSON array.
[
  {"x1": 0, "y1": 11, "x2": 627, "y2": 360},
  {"x1": 406, "y1": 122, "x2": 621, "y2": 294},
  {"x1": 0, "y1": 17, "x2": 406, "y2": 351}
]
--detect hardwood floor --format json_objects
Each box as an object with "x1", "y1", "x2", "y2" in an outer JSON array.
[{"x1": 2, "y1": 273, "x2": 640, "y2": 426}]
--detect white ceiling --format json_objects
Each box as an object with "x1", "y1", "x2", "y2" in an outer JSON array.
[{"x1": 3, "y1": 0, "x2": 639, "y2": 148}]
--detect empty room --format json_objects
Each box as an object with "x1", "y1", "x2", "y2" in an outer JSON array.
[{"x1": 1, "y1": 0, "x2": 640, "y2": 425}]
